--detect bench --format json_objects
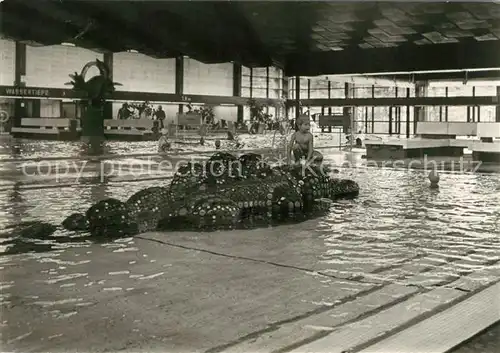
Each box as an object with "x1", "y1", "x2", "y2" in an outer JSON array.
[{"x1": 11, "y1": 118, "x2": 80, "y2": 139}]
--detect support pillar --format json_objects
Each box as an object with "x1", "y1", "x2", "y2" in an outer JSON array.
[
  {"x1": 103, "y1": 52, "x2": 113, "y2": 120},
  {"x1": 249, "y1": 68, "x2": 253, "y2": 98},
  {"x1": 496, "y1": 86, "x2": 500, "y2": 122},
  {"x1": 371, "y1": 84, "x2": 375, "y2": 134},
  {"x1": 175, "y1": 56, "x2": 184, "y2": 114},
  {"x1": 389, "y1": 106, "x2": 393, "y2": 136},
  {"x1": 13, "y1": 41, "x2": 26, "y2": 127},
  {"x1": 282, "y1": 76, "x2": 289, "y2": 122},
  {"x1": 406, "y1": 87, "x2": 411, "y2": 138},
  {"x1": 327, "y1": 81, "x2": 332, "y2": 116},
  {"x1": 265, "y1": 67, "x2": 270, "y2": 99},
  {"x1": 295, "y1": 76, "x2": 300, "y2": 131},
  {"x1": 414, "y1": 81, "x2": 428, "y2": 134},
  {"x1": 445, "y1": 87, "x2": 449, "y2": 122},
  {"x1": 233, "y1": 63, "x2": 243, "y2": 124},
  {"x1": 343, "y1": 82, "x2": 353, "y2": 134},
  {"x1": 307, "y1": 78, "x2": 311, "y2": 117}
]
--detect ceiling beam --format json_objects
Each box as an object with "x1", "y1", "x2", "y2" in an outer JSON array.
[
  {"x1": 375, "y1": 70, "x2": 500, "y2": 82},
  {"x1": 285, "y1": 40, "x2": 500, "y2": 77},
  {"x1": 292, "y1": 96, "x2": 499, "y2": 107}
]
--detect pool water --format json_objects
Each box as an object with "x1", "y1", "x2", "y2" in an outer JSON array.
[
  {"x1": 0, "y1": 137, "x2": 499, "y2": 283},
  {"x1": 1, "y1": 138, "x2": 499, "y2": 353}
]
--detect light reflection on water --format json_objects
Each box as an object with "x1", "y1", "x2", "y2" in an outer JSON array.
[
  {"x1": 0, "y1": 138, "x2": 499, "y2": 349},
  {"x1": 0, "y1": 139, "x2": 157, "y2": 161},
  {"x1": 0, "y1": 166, "x2": 498, "y2": 247}
]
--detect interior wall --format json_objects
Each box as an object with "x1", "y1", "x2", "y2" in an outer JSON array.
[
  {"x1": 213, "y1": 106, "x2": 237, "y2": 122},
  {"x1": 184, "y1": 58, "x2": 233, "y2": 96},
  {"x1": 113, "y1": 52, "x2": 175, "y2": 93},
  {"x1": 25, "y1": 45, "x2": 103, "y2": 88},
  {"x1": 0, "y1": 39, "x2": 15, "y2": 86},
  {"x1": 39, "y1": 100, "x2": 60, "y2": 117}
]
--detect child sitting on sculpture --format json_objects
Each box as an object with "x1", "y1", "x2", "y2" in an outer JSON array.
[{"x1": 287, "y1": 116, "x2": 323, "y2": 165}]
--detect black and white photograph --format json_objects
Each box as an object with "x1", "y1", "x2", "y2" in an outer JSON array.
[{"x1": 0, "y1": 0, "x2": 499, "y2": 352}]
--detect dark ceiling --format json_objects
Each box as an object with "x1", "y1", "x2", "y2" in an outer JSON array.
[{"x1": 1, "y1": 0, "x2": 500, "y2": 77}]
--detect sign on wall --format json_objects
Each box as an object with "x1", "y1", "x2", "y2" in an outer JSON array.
[{"x1": 1, "y1": 86, "x2": 51, "y2": 97}]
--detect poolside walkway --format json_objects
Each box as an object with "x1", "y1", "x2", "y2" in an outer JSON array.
[{"x1": 2, "y1": 225, "x2": 499, "y2": 353}]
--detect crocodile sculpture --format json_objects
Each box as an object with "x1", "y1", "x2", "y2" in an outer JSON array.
[{"x1": 1, "y1": 152, "x2": 359, "y2": 254}]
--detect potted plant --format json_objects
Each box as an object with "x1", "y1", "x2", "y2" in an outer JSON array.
[
  {"x1": 271, "y1": 98, "x2": 289, "y2": 153},
  {"x1": 66, "y1": 58, "x2": 121, "y2": 154},
  {"x1": 247, "y1": 98, "x2": 271, "y2": 134},
  {"x1": 199, "y1": 105, "x2": 215, "y2": 126}
]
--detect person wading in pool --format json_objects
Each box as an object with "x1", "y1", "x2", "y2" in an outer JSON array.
[
  {"x1": 287, "y1": 115, "x2": 323, "y2": 166},
  {"x1": 154, "y1": 105, "x2": 166, "y2": 129},
  {"x1": 117, "y1": 103, "x2": 132, "y2": 120}
]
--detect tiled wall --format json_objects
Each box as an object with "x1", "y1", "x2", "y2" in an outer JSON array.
[
  {"x1": 25, "y1": 45, "x2": 103, "y2": 88},
  {"x1": 184, "y1": 58, "x2": 233, "y2": 96},
  {"x1": 0, "y1": 39, "x2": 15, "y2": 86},
  {"x1": 113, "y1": 52, "x2": 175, "y2": 93}
]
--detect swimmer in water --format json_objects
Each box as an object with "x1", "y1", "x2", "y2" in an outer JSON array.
[{"x1": 158, "y1": 130, "x2": 171, "y2": 153}]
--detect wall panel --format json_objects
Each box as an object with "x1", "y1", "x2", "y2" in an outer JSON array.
[
  {"x1": 0, "y1": 39, "x2": 15, "y2": 86},
  {"x1": 25, "y1": 45, "x2": 103, "y2": 88},
  {"x1": 114, "y1": 52, "x2": 175, "y2": 93},
  {"x1": 184, "y1": 58, "x2": 232, "y2": 96}
]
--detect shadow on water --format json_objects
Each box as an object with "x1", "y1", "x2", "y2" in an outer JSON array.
[
  {"x1": 1, "y1": 138, "x2": 498, "y2": 273},
  {"x1": 0, "y1": 215, "x2": 309, "y2": 257},
  {"x1": 0, "y1": 194, "x2": 359, "y2": 256},
  {"x1": 0, "y1": 221, "x2": 132, "y2": 256}
]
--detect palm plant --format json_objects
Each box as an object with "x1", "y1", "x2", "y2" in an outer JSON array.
[
  {"x1": 247, "y1": 98, "x2": 272, "y2": 134},
  {"x1": 66, "y1": 58, "x2": 121, "y2": 155},
  {"x1": 65, "y1": 58, "x2": 121, "y2": 106}
]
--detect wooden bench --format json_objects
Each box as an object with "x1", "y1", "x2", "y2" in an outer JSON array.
[{"x1": 11, "y1": 118, "x2": 80, "y2": 139}]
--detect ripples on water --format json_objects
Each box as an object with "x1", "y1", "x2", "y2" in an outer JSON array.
[
  {"x1": 0, "y1": 140, "x2": 158, "y2": 161},
  {"x1": 1, "y1": 167, "x2": 498, "y2": 251},
  {"x1": 0, "y1": 139, "x2": 499, "y2": 350},
  {"x1": 0, "y1": 139, "x2": 499, "y2": 297}
]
